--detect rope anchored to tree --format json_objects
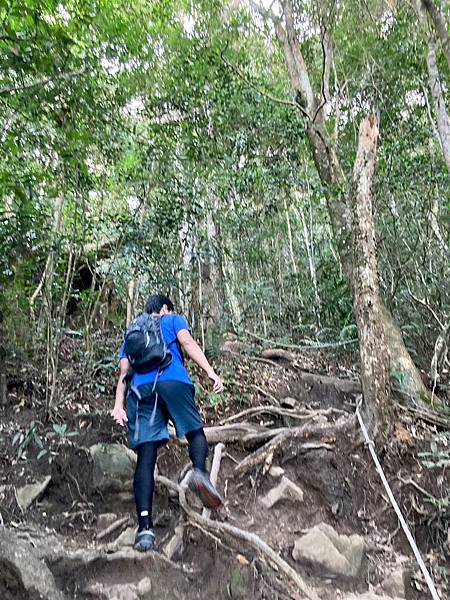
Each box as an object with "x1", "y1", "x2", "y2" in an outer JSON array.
[{"x1": 355, "y1": 395, "x2": 441, "y2": 600}]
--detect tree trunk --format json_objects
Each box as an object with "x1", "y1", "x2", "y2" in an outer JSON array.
[
  {"x1": 202, "y1": 198, "x2": 224, "y2": 334},
  {"x1": 421, "y1": 0, "x2": 450, "y2": 68},
  {"x1": 417, "y1": 0, "x2": 450, "y2": 169},
  {"x1": 251, "y1": 0, "x2": 432, "y2": 406},
  {"x1": 350, "y1": 116, "x2": 391, "y2": 434},
  {"x1": 425, "y1": 40, "x2": 450, "y2": 168},
  {"x1": 30, "y1": 196, "x2": 65, "y2": 319}
]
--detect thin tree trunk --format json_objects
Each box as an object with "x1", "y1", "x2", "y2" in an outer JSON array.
[
  {"x1": 421, "y1": 0, "x2": 450, "y2": 68},
  {"x1": 30, "y1": 196, "x2": 65, "y2": 319},
  {"x1": 351, "y1": 116, "x2": 391, "y2": 434},
  {"x1": 250, "y1": 0, "x2": 432, "y2": 406},
  {"x1": 425, "y1": 40, "x2": 450, "y2": 168},
  {"x1": 417, "y1": 0, "x2": 450, "y2": 169}
]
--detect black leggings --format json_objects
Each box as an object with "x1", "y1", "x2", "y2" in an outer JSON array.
[{"x1": 133, "y1": 428, "x2": 208, "y2": 530}]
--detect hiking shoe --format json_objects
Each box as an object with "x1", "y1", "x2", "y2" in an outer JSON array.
[
  {"x1": 189, "y1": 468, "x2": 222, "y2": 510},
  {"x1": 134, "y1": 528, "x2": 156, "y2": 552}
]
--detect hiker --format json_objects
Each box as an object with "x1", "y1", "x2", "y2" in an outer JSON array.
[{"x1": 111, "y1": 293, "x2": 223, "y2": 551}]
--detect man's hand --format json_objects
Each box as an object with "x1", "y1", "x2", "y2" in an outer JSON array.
[
  {"x1": 207, "y1": 371, "x2": 224, "y2": 394},
  {"x1": 111, "y1": 405, "x2": 128, "y2": 427}
]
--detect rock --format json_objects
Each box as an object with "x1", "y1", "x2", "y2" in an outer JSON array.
[
  {"x1": 136, "y1": 577, "x2": 152, "y2": 596},
  {"x1": 86, "y1": 577, "x2": 152, "y2": 600},
  {"x1": 280, "y1": 396, "x2": 297, "y2": 409},
  {"x1": 97, "y1": 512, "x2": 118, "y2": 531},
  {"x1": 164, "y1": 525, "x2": 184, "y2": 560},
  {"x1": 221, "y1": 339, "x2": 244, "y2": 354},
  {"x1": 292, "y1": 522, "x2": 365, "y2": 578},
  {"x1": 114, "y1": 526, "x2": 136, "y2": 547},
  {"x1": 382, "y1": 567, "x2": 406, "y2": 598},
  {"x1": 260, "y1": 476, "x2": 304, "y2": 508},
  {"x1": 90, "y1": 443, "x2": 136, "y2": 492},
  {"x1": 0, "y1": 527, "x2": 65, "y2": 600},
  {"x1": 15, "y1": 475, "x2": 52, "y2": 511},
  {"x1": 268, "y1": 466, "x2": 285, "y2": 478}
]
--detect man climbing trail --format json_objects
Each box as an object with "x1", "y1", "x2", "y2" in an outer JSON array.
[{"x1": 111, "y1": 293, "x2": 224, "y2": 551}]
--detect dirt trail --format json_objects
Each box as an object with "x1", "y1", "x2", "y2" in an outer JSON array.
[{"x1": 1, "y1": 345, "x2": 449, "y2": 599}]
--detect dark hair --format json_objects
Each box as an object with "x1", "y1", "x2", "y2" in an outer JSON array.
[{"x1": 145, "y1": 294, "x2": 175, "y2": 314}]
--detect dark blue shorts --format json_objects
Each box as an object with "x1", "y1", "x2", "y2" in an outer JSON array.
[{"x1": 126, "y1": 380, "x2": 202, "y2": 449}]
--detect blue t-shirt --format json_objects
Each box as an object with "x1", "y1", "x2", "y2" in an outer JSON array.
[{"x1": 119, "y1": 314, "x2": 192, "y2": 386}]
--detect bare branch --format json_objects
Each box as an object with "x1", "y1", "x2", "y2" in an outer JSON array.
[{"x1": 0, "y1": 65, "x2": 86, "y2": 96}]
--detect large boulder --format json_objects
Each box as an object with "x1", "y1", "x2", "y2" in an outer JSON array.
[
  {"x1": 292, "y1": 522, "x2": 365, "y2": 578},
  {"x1": 0, "y1": 527, "x2": 65, "y2": 600},
  {"x1": 90, "y1": 443, "x2": 136, "y2": 492}
]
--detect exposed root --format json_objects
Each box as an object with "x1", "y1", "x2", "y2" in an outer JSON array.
[
  {"x1": 218, "y1": 405, "x2": 348, "y2": 425},
  {"x1": 235, "y1": 415, "x2": 352, "y2": 475},
  {"x1": 156, "y1": 474, "x2": 320, "y2": 600},
  {"x1": 203, "y1": 442, "x2": 225, "y2": 520},
  {"x1": 96, "y1": 516, "x2": 130, "y2": 541}
]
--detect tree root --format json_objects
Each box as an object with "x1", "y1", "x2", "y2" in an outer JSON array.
[
  {"x1": 234, "y1": 415, "x2": 352, "y2": 475},
  {"x1": 202, "y1": 442, "x2": 225, "y2": 520},
  {"x1": 218, "y1": 405, "x2": 347, "y2": 425},
  {"x1": 155, "y1": 474, "x2": 320, "y2": 600}
]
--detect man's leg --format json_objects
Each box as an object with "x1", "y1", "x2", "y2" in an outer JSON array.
[
  {"x1": 186, "y1": 428, "x2": 222, "y2": 509},
  {"x1": 157, "y1": 382, "x2": 222, "y2": 510},
  {"x1": 133, "y1": 441, "x2": 158, "y2": 551},
  {"x1": 185, "y1": 427, "x2": 208, "y2": 471}
]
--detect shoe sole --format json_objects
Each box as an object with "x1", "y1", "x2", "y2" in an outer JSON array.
[
  {"x1": 190, "y1": 477, "x2": 222, "y2": 510},
  {"x1": 134, "y1": 532, "x2": 155, "y2": 552},
  {"x1": 134, "y1": 542, "x2": 154, "y2": 552}
]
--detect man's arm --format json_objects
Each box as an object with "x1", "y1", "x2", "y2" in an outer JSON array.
[
  {"x1": 111, "y1": 358, "x2": 130, "y2": 426},
  {"x1": 177, "y1": 329, "x2": 224, "y2": 393}
]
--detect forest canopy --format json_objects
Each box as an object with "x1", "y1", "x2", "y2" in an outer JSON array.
[{"x1": 0, "y1": 0, "x2": 448, "y2": 418}]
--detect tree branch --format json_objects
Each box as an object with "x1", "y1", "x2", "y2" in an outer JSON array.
[{"x1": 0, "y1": 65, "x2": 86, "y2": 96}]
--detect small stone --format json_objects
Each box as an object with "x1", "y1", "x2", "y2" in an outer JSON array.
[
  {"x1": 15, "y1": 475, "x2": 52, "y2": 511},
  {"x1": 292, "y1": 522, "x2": 365, "y2": 579},
  {"x1": 382, "y1": 567, "x2": 406, "y2": 598},
  {"x1": 268, "y1": 466, "x2": 285, "y2": 478},
  {"x1": 114, "y1": 526, "x2": 136, "y2": 547},
  {"x1": 280, "y1": 397, "x2": 297, "y2": 409},
  {"x1": 137, "y1": 577, "x2": 152, "y2": 596},
  {"x1": 260, "y1": 476, "x2": 304, "y2": 508},
  {"x1": 164, "y1": 525, "x2": 184, "y2": 560}
]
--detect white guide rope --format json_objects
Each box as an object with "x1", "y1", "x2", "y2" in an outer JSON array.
[{"x1": 355, "y1": 396, "x2": 441, "y2": 600}]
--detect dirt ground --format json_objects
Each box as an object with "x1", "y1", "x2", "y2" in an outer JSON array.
[{"x1": 1, "y1": 334, "x2": 449, "y2": 599}]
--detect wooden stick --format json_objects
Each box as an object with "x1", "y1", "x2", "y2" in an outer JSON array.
[
  {"x1": 96, "y1": 516, "x2": 130, "y2": 541},
  {"x1": 202, "y1": 443, "x2": 225, "y2": 519},
  {"x1": 156, "y1": 474, "x2": 320, "y2": 600}
]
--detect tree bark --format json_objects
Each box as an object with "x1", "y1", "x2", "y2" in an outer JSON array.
[
  {"x1": 250, "y1": 0, "x2": 432, "y2": 406},
  {"x1": 350, "y1": 116, "x2": 391, "y2": 433},
  {"x1": 421, "y1": 0, "x2": 450, "y2": 68},
  {"x1": 416, "y1": 0, "x2": 450, "y2": 169},
  {"x1": 425, "y1": 39, "x2": 450, "y2": 168}
]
